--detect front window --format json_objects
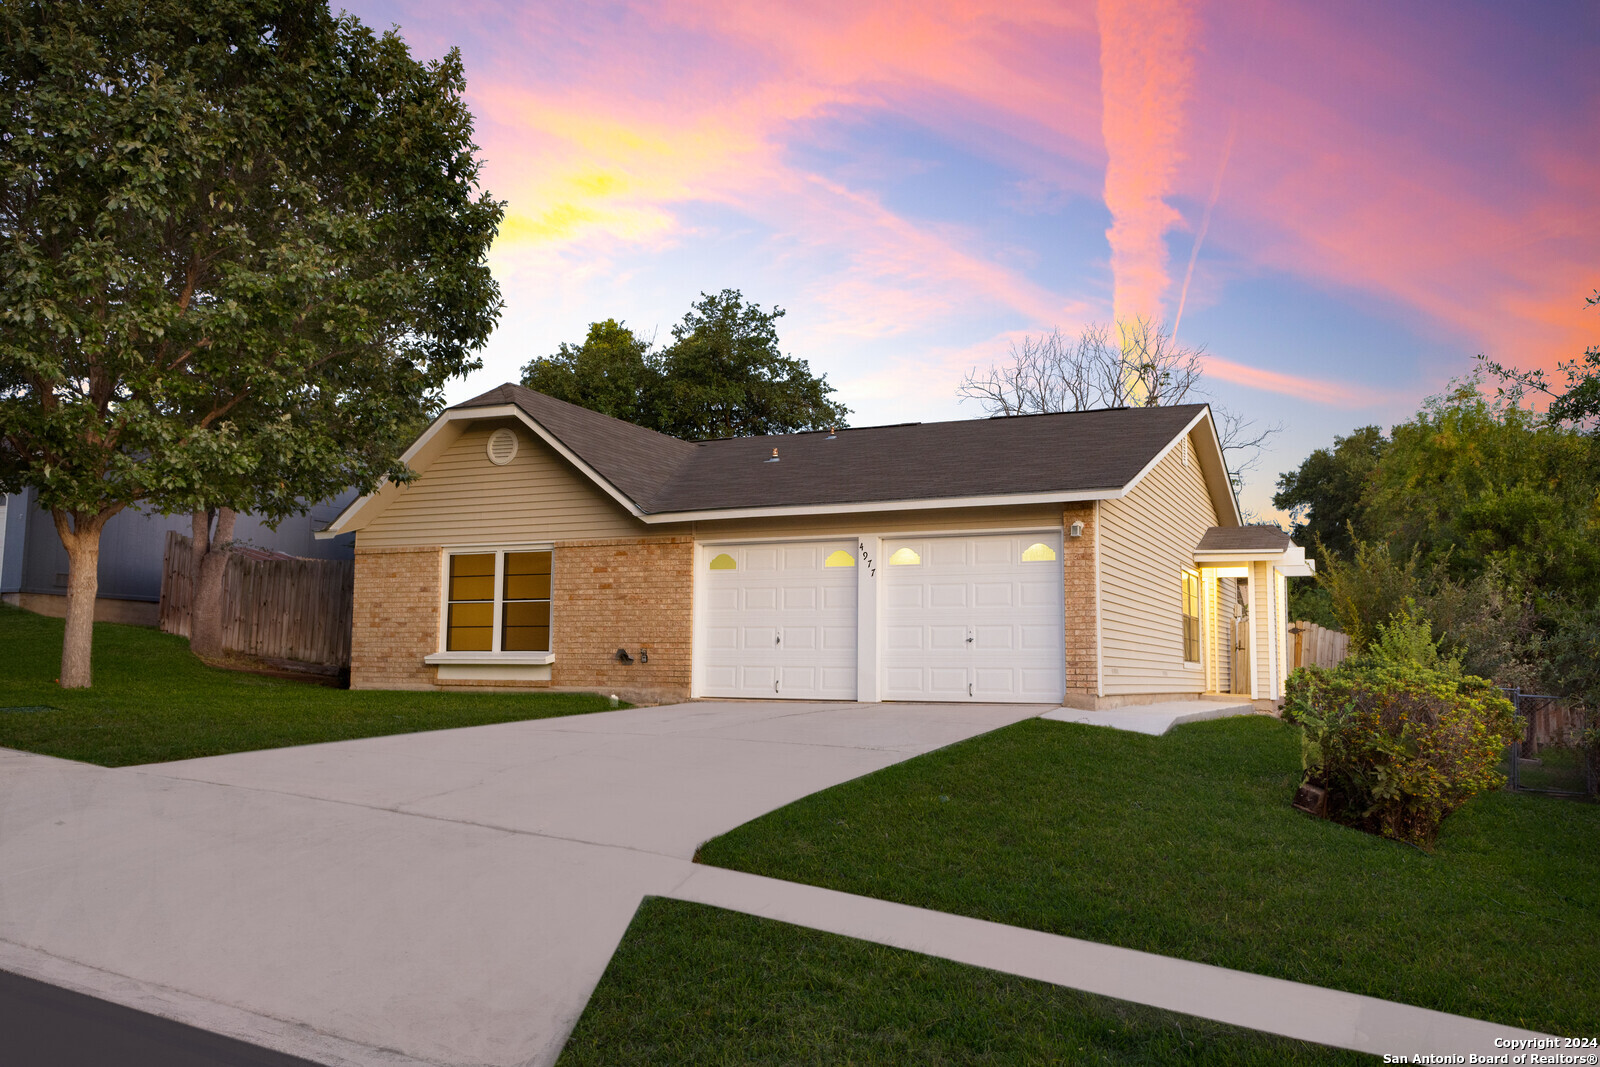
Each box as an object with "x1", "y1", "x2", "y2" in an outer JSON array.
[
  {"x1": 1181, "y1": 570, "x2": 1200, "y2": 663},
  {"x1": 446, "y1": 549, "x2": 552, "y2": 653}
]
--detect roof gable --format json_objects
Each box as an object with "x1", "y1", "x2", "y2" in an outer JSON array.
[{"x1": 321, "y1": 386, "x2": 1243, "y2": 535}]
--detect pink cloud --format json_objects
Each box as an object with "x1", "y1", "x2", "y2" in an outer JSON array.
[
  {"x1": 1202, "y1": 355, "x2": 1370, "y2": 408},
  {"x1": 1097, "y1": 0, "x2": 1198, "y2": 326}
]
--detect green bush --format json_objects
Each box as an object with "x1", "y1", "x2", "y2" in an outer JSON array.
[{"x1": 1285, "y1": 613, "x2": 1521, "y2": 846}]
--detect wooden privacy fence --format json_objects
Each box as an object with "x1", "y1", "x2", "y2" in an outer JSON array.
[
  {"x1": 160, "y1": 530, "x2": 354, "y2": 667},
  {"x1": 1290, "y1": 620, "x2": 1350, "y2": 670}
]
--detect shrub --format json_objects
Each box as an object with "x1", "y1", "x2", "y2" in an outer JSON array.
[{"x1": 1284, "y1": 613, "x2": 1521, "y2": 846}]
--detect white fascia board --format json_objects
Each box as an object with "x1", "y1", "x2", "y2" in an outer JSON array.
[
  {"x1": 314, "y1": 404, "x2": 649, "y2": 539},
  {"x1": 640, "y1": 486, "x2": 1123, "y2": 524},
  {"x1": 1118, "y1": 407, "x2": 1243, "y2": 527},
  {"x1": 1200, "y1": 409, "x2": 1245, "y2": 527},
  {"x1": 1194, "y1": 549, "x2": 1290, "y2": 563},
  {"x1": 1275, "y1": 545, "x2": 1316, "y2": 577}
]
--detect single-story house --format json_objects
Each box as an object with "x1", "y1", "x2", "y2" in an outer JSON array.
[{"x1": 321, "y1": 384, "x2": 1313, "y2": 708}]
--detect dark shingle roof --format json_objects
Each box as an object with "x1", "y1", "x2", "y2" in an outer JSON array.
[
  {"x1": 453, "y1": 384, "x2": 1211, "y2": 515},
  {"x1": 1195, "y1": 525, "x2": 1291, "y2": 552}
]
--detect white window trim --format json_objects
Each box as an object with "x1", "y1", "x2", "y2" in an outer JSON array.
[
  {"x1": 436, "y1": 544, "x2": 554, "y2": 659},
  {"x1": 1181, "y1": 568, "x2": 1202, "y2": 668}
]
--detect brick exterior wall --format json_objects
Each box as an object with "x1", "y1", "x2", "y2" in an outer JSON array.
[
  {"x1": 552, "y1": 536, "x2": 694, "y2": 700},
  {"x1": 1063, "y1": 502, "x2": 1099, "y2": 698},
  {"x1": 351, "y1": 544, "x2": 441, "y2": 690}
]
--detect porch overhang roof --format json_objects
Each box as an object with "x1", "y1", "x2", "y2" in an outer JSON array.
[
  {"x1": 1192, "y1": 525, "x2": 1314, "y2": 575},
  {"x1": 1193, "y1": 543, "x2": 1316, "y2": 577}
]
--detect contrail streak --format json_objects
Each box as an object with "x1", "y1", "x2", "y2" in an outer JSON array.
[{"x1": 1172, "y1": 107, "x2": 1236, "y2": 344}]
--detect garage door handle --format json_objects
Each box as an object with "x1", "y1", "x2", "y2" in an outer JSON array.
[{"x1": 968, "y1": 681, "x2": 973, "y2": 697}]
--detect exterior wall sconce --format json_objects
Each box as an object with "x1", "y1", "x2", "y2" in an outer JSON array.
[{"x1": 1069, "y1": 521, "x2": 1084, "y2": 538}]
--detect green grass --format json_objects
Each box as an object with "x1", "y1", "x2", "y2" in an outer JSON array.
[
  {"x1": 696, "y1": 716, "x2": 1600, "y2": 1037},
  {"x1": 0, "y1": 604, "x2": 617, "y2": 765},
  {"x1": 558, "y1": 897, "x2": 1374, "y2": 1066}
]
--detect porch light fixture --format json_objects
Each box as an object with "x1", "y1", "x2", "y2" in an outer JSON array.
[{"x1": 1069, "y1": 521, "x2": 1084, "y2": 538}]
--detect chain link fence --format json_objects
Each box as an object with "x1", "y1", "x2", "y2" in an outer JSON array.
[{"x1": 1499, "y1": 687, "x2": 1597, "y2": 798}]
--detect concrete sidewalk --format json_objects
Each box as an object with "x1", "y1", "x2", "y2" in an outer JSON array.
[
  {"x1": 667, "y1": 865, "x2": 1552, "y2": 1060},
  {"x1": 1042, "y1": 698, "x2": 1258, "y2": 735}
]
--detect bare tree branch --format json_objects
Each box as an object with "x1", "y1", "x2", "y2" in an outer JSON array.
[{"x1": 959, "y1": 318, "x2": 1281, "y2": 489}]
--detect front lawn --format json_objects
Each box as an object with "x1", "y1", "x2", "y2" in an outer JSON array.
[
  {"x1": 696, "y1": 716, "x2": 1600, "y2": 1036},
  {"x1": 0, "y1": 604, "x2": 616, "y2": 765},
  {"x1": 558, "y1": 897, "x2": 1373, "y2": 1066}
]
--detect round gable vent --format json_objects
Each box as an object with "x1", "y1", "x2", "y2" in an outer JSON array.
[{"x1": 486, "y1": 427, "x2": 519, "y2": 466}]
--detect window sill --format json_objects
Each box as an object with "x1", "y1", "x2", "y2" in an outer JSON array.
[{"x1": 425, "y1": 651, "x2": 555, "y2": 666}]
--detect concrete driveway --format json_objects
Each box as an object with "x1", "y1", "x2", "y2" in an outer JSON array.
[{"x1": 0, "y1": 701, "x2": 1043, "y2": 1066}]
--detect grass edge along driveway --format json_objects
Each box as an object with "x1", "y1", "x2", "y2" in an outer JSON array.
[
  {"x1": 558, "y1": 895, "x2": 1375, "y2": 1066},
  {"x1": 695, "y1": 715, "x2": 1600, "y2": 1038},
  {"x1": 0, "y1": 604, "x2": 617, "y2": 766}
]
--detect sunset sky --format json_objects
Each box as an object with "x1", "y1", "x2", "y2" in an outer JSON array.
[{"x1": 341, "y1": 0, "x2": 1599, "y2": 518}]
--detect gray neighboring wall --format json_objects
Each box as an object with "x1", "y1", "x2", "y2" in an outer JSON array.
[{"x1": 1, "y1": 489, "x2": 357, "y2": 605}]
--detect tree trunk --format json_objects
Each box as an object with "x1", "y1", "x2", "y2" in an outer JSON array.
[
  {"x1": 51, "y1": 509, "x2": 118, "y2": 689},
  {"x1": 189, "y1": 507, "x2": 237, "y2": 660}
]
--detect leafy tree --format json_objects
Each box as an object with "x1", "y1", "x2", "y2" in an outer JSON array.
[
  {"x1": 521, "y1": 290, "x2": 850, "y2": 441},
  {"x1": 521, "y1": 319, "x2": 657, "y2": 428},
  {"x1": 1273, "y1": 425, "x2": 1389, "y2": 562},
  {"x1": 656, "y1": 290, "x2": 848, "y2": 440},
  {"x1": 1362, "y1": 382, "x2": 1600, "y2": 600},
  {"x1": 1315, "y1": 540, "x2": 1536, "y2": 686},
  {"x1": 1479, "y1": 290, "x2": 1600, "y2": 431},
  {"x1": 958, "y1": 318, "x2": 1279, "y2": 484},
  {"x1": 0, "y1": 0, "x2": 503, "y2": 685}
]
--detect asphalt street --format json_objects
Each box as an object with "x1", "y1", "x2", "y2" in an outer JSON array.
[{"x1": 1, "y1": 967, "x2": 320, "y2": 1067}]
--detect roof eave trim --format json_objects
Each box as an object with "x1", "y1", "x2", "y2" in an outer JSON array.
[
  {"x1": 1118, "y1": 407, "x2": 1243, "y2": 526},
  {"x1": 639, "y1": 486, "x2": 1127, "y2": 524},
  {"x1": 314, "y1": 403, "x2": 648, "y2": 539},
  {"x1": 1193, "y1": 548, "x2": 1290, "y2": 558}
]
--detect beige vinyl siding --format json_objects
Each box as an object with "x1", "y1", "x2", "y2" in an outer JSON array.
[
  {"x1": 1250, "y1": 560, "x2": 1276, "y2": 699},
  {"x1": 1097, "y1": 433, "x2": 1221, "y2": 696},
  {"x1": 1276, "y1": 569, "x2": 1290, "y2": 696},
  {"x1": 357, "y1": 421, "x2": 647, "y2": 547},
  {"x1": 1216, "y1": 572, "x2": 1230, "y2": 693},
  {"x1": 1204, "y1": 571, "x2": 1224, "y2": 694},
  {"x1": 682, "y1": 503, "x2": 1064, "y2": 543}
]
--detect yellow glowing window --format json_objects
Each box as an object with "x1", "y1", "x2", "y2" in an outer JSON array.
[
  {"x1": 888, "y1": 546, "x2": 921, "y2": 566},
  {"x1": 1021, "y1": 542, "x2": 1056, "y2": 562},
  {"x1": 446, "y1": 553, "x2": 496, "y2": 652},
  {"x1": 1182, "y1": 570, "x2": 1200, "y2": 663},
  {"x1": 824, "y1": 550, "x2": 856, "y2": 568},
  {"x1": 501, "y1": 551, "x2": 552, "y2": 652},
  {"x1": 709, "y1": 553, "x2": 737, "y2": 570},
  {"x1": 446, "y1": 550, "x2": 553, "y2": 653}
]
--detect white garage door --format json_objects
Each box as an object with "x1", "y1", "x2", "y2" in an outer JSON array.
[
  {"x1": 883, "y1": 533, "x2": 1064, "y2": 703},
  {"x1": 699, "y1": 540, "x2": 858, "y2": 700}
]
